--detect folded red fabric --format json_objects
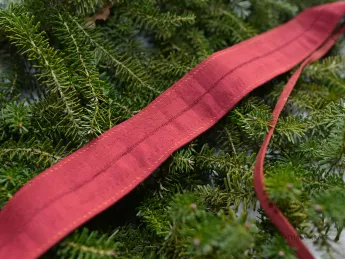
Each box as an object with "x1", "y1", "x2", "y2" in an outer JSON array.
[{"x1": 1, "y1": 2, "x2": 345, "y2": 258}]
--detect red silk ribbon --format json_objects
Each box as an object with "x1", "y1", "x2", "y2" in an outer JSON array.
[{"x1": 1, "y1": 2, "x2": 345, "y2": 258}]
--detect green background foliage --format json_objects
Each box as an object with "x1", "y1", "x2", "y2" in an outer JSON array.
[{"x1": 0, "y1": 0, "x2": 345, "y2": 258}]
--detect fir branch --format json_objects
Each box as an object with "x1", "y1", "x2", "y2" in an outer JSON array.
[
  {"x1": 263, "y1": 0, "x2": 298, "y2": 16},
  {"x1": 230, "y1": 0, "x2": 252, "y2": 19},
  {"x1": 54, "y1": 12, "x2": 106, "y2": 135},
  {"x1": 1, "y1": 100, "x2": 31, "y2": 134},
  {"x1": 185, "y1": 28, "x2": 212, "y2": 60},
  {"x1": 65, "y1": 241, "x2": 116, "y2": 257},
  {"x1": 0, "y1": 137, "x2": 68, "y2": 168},
  {"x1": 123, "y1": 1, "x2": 196, "y2": 40},
  {"x1": 64, "y1": 0, "x2": 107, "y2": 15},
  {"x1": 1, "y1": 147, "x2": 61, "y2": 162},
  {"x1": 149, "y1": 52, "x2": 195, "y2": 86},
  {"x1": 311, "y1": 188, "x2": 345, "y2": 230},
  {"x1": 275, "y1": 116, "x2": 308, "y2": 144},
  {"x1": 0, "y1": 4, "x2": 87, "y2": 140},
  {"x1": 0, "y1": 163, "x2": 37, "y2": 208},
  {"x1": 206, "y1": 6, "x2": 257, "y2": 43},
  {"x1": 0, "y1": 1, "x2": 344, "y2": 257},
  {"x1": 58, "y1": 228, "x2": 119, "y2": 258},
  {"x1": 68, "y1": 15, "x2": 159, "y2": 94}
]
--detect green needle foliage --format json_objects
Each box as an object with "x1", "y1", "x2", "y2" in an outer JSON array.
[{"x1": 0, "y1": 0, "x2": 345, "y2": 258}]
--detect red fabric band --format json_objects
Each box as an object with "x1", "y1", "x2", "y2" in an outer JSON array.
[
  {"x1": 1, "y1": 2, "x2": 345, "y2": 258},
  {"x1": 254, "y1": 23, "x2": 345, "y2": 259}
]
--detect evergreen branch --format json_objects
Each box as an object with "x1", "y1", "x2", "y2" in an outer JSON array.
[
  {"x1": 306, "y1": 56, "x2": 345, "y2": 75},
  {"x1": 263, "y1": 0, "x2": 298, "y2": 15},
  {"x1": 206, "y1": 7, "x2": 257, "y2": 43},
  {"x1": 65, "y1": 241, "x2": 116, "y2": 257},
  {"x1": 123, "y1": 1, "x2": 195, "y2": 39},
  {"x1": 311, "y1": 189, "x2": 345, "y2": 230},
  {"x1": 169, "y1": 148, "x2": 195, "y2": 174},
  {"x1": 58, "y1": 228, "x2": 119, "y2": 258},
  {"x1": 69, "y1": 15, "x2": 159, "y2": 94},
  {"x1": 0, "y1": 137, "x2": 67, "y2": 167},
  {"x1": 0, "y1": 163, "x2": 36, "y2": 208},
  {"x1": 275, "y1": 116, "x2": 308, "y2": 144},
  {"x1": 185, "y1": 28, "x2": 212, "y2": 60},
  {"x1": 220, "y1": 9, "x2": 256, "y2": 37},
  {"x1": 0, "y1": 5, "x2": 87, "y2": 139},
  {"x1": 1, "y1": 101, "x2": 31, "y2": 134},
  {"x1": 195, "y1": 183, "x2": 256, "y2": 213},
  {"x1": 65, "y1": 0, "x2": 107, "y2": 15},
  {"x1": 55, "y1": 13, "x2": 105, "y2": 135},
  {"x1": 149, "y1": 52, "x2": 195, "y2": 87},
  {"x1": 1, "y1": 147, "x2": 61, "y2": 163},
  {"x1": 216, "y1": 124, "x2": 241, "y2": 153},
  {"x1": 230, "y1": 0, "x2": 252, "y2": 19},
  {"x1": 138, "y1": 197, "x2": 170, "y2": 237},
  {"x1": 0, "y1": 1, "x2": 344, "y2": 257}
]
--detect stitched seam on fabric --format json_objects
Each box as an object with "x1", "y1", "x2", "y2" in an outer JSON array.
[
  {"x1": 3, "y1": 8, "x2": 325, "y2": 239},
  {"x1": 0, "y1": 8, "x2": 327, "y2": 252},
  {"x1": 20, "y1": 5, "x2": 344, "y2": 259},
  {"x1": 41, "y1": 35, "x2": 336, "y2": 259},
  {"x1": 29, "y1": 16, "x2": 345, "y2": 259},
  {"x1": 28, "y1": 58, "x2": 314, "y2": 259},
  {"x1": 3, "y1": 8, "x2": 312, "y2": 202},
  {"x1": 3, "y1": 8, "x2": 321, "y2": 210},
  {"x1": 28, "y1": 18, "x2": 339, "y2": 259},
  {"x1": 253, "y1": 29, "x2": 342, "y2": 259}
]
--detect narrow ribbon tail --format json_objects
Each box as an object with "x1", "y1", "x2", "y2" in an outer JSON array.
[{"x1": 254, "y1": 23, "x2": 345, "y2": 259}]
